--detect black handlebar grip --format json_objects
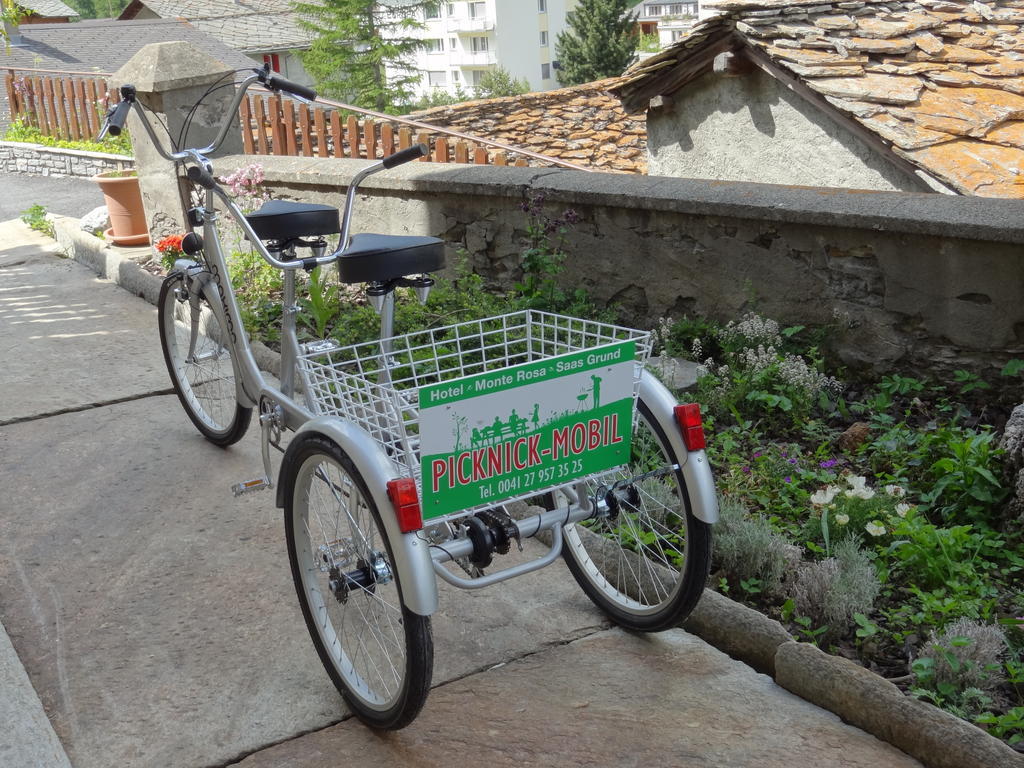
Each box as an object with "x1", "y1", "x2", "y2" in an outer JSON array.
[
  {"x1": 186, "y1": 165, "x2": 217, "y2": 190},
  {"x1": 382, "y1": 144, "x2": 428, "y2": 169},
  {"x1": 104, "y1": 99, "x2": 133, "y2": 137},
  {"x1": 266, "y1": 74, "x2": 316, "y2": 101}
]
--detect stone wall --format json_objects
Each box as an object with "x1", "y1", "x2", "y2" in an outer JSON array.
[
  {"x1": 213, "y1": 154, "x2": 1024, "y2": 387},
  {"x1": 0, "y1": 142, "x2": 133, "y2": 178}
]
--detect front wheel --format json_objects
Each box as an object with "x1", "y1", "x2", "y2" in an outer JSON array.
[
  {"x1": 158, "y1": 272, "x2": 251, "y2": 446},
  {"x1": 282, "y1": 434, "x2": 433, "y2": 730},
  {"x1": 558, "y1": 398, "x2": 712, "y2": 631}
]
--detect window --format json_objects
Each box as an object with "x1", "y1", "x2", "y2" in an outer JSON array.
[
  {"x1": 668, "y1": 3, "x2": 682, "y2": 13},
  {"x1": 538, "y1": 0, "x2": 546, "y2": 11},
  {"x1": 449, "y1": 36, "x2": 457, "y2": 50},
  {"x1": 447, "y1": 3, "x2": 454, "y2": 14},
  {"x1": 683, "y1": 2, "x2": 696, "y2": 14},
  {"x1": 471, "y1": 35, "x2": 488, "y2": 52},
  {"x1": 540, "y1": 30, "x2": 548, "y2": 46},
  {"x1": 425, "y1": 3, "x2": 440, "y2": 19},
  {"x1": 646, "y1": 4, "x2": 662, "y2": 16},
  {"x1": 471, "y1": 69, "x2": 485, "y2": 85},
  {"x1": 469, "y1": 1, "x2": 485, "y2": 18},
  {"x1": 262, "y1": 53, "x2": 280, "y2": 72},
  {"x1": 427, "y1": 70, "x2": 447, "y2": 87},
  {"x1": 452, "y1": 70, "x2": 460, "y2": 82},
  {"x1": 425, "y1": 38, "x2": 444, "y2": 53},
  {"x1": 541, "y1": 62, "x2": 551, "y2": 79}
]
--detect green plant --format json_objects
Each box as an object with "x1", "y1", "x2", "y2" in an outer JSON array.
[
  {"x1": 921, "y1": 430, "x2": 1007, "y2": 525},
  {"x1": 298, "y1": 266, "x2": 340, "y2": 339},
  {"x1": 919, "y1": 619, "x2": 1008, "y2": 695},
  {"x1": 20, "y1": 203, "x2": 53, "y2": 237},
  {"x1": 637, "y1": 32, "x2": 660, "y2": 53},
  {"x1": 976, "y1": 707, "x2": 1024, "y2": 745},
  {"x1": 4, "y1": 116, "x2": 132, "y2": 155},
  {"x1": 693, "y1": 312, "x2": 841, "y2": 434}
]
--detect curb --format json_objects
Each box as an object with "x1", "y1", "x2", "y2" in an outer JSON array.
[{"x1": 53, "y1": 217, "x2": 1024, "y2": 768}]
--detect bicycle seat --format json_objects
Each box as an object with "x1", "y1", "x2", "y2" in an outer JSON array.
[
  {"x1": 337, "y1": 233, "x2": 445, "y2": 284},
  {"x1": 245, "y1": 200, "x2": 340, "y2": 241}
]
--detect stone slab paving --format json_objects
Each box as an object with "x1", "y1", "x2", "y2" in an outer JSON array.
[
  {"x1": 0, "y1": 220, "x2": 167, "y2": 423},
  {"x1": 235, "y1": 628, "x2": 924, "y2": 768},
  {"x1": 0, "y1": 394, "x2": 605, "y2": 768}
]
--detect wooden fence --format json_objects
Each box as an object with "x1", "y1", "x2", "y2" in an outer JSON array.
[
  {"x1": 239, "y1": 93, "x2": 530, "y2": 166},
  {"x1": 4, "y1": 70, "x2": 116, "y2": 141},
  {"x1": 3, "y1": 71, "x2": 533, "y2": 167}
]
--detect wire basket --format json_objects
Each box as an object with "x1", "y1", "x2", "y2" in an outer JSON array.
[{"x1": 297, "y1": 310, "x2": 653, "y2": 515}]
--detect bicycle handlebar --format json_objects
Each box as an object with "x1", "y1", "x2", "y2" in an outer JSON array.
[
  {"x1": 382, "y1": 143, "x2": 427, "y2": 169},
  {"x1": 186, "y1": 165, "x2": 217, "y2": 190},
  {"x1": 263, "y1": 73, "x2": 316, "y2": 102},
  {"x1": 100, "y1": 90, "x2": 134, "y2": 138}
]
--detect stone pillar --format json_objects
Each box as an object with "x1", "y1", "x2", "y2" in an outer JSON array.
[{"x1": 110, "y1": 42, "x2": 245, "y2": 240}]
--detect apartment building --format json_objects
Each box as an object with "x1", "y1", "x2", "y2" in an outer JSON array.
[
  {"x1": 408, "y1": 0, "x2": 579, "y2": 98},
  {"x1": 635, "y1": 1, "x2": 700, "y2": 47}
]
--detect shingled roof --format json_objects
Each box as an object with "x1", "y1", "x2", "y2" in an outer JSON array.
[
  {"x1": 18, "y1": 0, "x2": 78, "y2": 18},
  {"x1": 610, "y1": 0, "x2": 1024, "y2": 197},
  {"x1": 119, "y1": 0, "x2": 315, "y2": 54},
  {"x1": 1, "y1": 18, "x2": 258, "y2": 73},
  {"x1": 407, "y1": 80, "x2": 648, "y2": 173}
]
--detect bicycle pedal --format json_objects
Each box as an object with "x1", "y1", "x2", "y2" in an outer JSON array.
[{"x1": 231, "y1": 476, "x2": 271, "y2": 497}]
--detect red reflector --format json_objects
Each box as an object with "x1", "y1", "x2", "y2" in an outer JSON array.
[
  {"x1": 673, "y1": 403, "x2": 706, "y2": 451},
  {"x1": 386, "y1": 478, "x2": 423, "y2": 533}
]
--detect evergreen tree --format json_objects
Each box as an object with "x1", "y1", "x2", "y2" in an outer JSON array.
[
  {"x1": 65, "y1": 0, "x2": 131, "y2": 19},
  {"x1": 555, "y1": 0, "x2": 639, "y2": 86},
  {"x1": 474, "y1": 67, "x2": 529, "y2": 99},
  {"x1": 293, "y1": 0, "x2": 432, "y2": 112}
]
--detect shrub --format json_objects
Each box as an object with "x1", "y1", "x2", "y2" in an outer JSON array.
[
  {"x1": 917, "y1": 618, "x2": 1008, "y2": 696},
  {"x1": 791, "y1": 538, "x2": 879, "y2": 633},
  {"x1": 713, "y1": 495, "x2": 798, "y2": 597}
]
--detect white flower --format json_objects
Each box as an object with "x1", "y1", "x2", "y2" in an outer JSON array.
[
  {"x1": 844, "y1": 476, "x2": 875, "y2": 500},
  {"x1": 865, "y1": 521, "x2": 886, "y2": 537},
  {"x1": 895, "y1": 503, "x2": 912, "y2": 518},
  {"x1": 834, "y1": 513, "x2": 850, "y2": 525},
  {"x1": 884, "y1": 484, "x2": 907, "y2": 498},
  {"x1": 810, "y1": 485, "x2": 841, "y2": 506}
]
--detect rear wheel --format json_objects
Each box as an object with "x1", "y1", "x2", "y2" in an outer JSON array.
[
  {"x1": 282, "y1": 434, "x2": 432, "y2": 730},
  {"x1": 158, "y1": 272, "x2": 250, "y2": 446},
  {"x1": 557, "y1": 398, "x2": 711, "y2": 631}
]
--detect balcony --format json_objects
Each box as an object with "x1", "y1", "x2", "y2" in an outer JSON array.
[
  {"x1": 448, "y1": 16, "x2": 494, "y2": 32},
  {"x1": 451, "y1": 50, "x2": 497, "y2": 66}
]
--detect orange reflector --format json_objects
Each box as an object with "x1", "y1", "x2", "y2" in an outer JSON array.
[
  {"x1": 386, "y1": 478, "x2": 423, "y2": 533},
  {"x1": 673, "y1": 403, "x2": 706, "y2": 451}
]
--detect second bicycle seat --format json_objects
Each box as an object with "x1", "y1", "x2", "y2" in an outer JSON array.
[
  {"x1": 246, "y1": 200, "x2": 340, "y2": 241},
  {"x1": 336, "y1": 233, "x2": 445, "y2": 284}
]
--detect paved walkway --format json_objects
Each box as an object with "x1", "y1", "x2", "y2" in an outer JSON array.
[{"x1": 0, "y1": 217, "x2": 923, "y2": 768}]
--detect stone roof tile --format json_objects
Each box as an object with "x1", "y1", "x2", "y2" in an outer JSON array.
[
  {"x1": 609, "y1": 0, "x2": 1024, "y2": 196},
  {"x1": 406, "y1": 80, "x2": 646, "y2": 174}
]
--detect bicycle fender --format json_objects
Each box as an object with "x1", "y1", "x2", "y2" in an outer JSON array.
[
  {"x1": 288, "y1": 416, "x2": 439, "y2": 617},
  {"x1": 638, "y1": 369, "x2": 719, "y2": 525}
]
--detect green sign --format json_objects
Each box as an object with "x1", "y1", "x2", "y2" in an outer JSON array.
[{"x1": 418, "y1": 341, "x2": 636, "y2": 518}]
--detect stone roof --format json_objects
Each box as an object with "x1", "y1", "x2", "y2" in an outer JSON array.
[
  {"x1": 1, "y1": 18, "x2": 258, "y2": 73},
  {"x1": 119, "y1": 0, "x2": 315, "y2": 53},
  {"x1": 407, "y1": 80, "x2": 648, "y2": 173},
  {"x1": 19, "y1": 0, "x2": 78, "y2": 17},
  {"x1": 610, "y1": 0, "x2": 1024, "y2": 197}
]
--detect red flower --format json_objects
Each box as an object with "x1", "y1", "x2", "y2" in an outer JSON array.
[{"x1": 156, "y1": 234, "x2": 185, "y2": 254}]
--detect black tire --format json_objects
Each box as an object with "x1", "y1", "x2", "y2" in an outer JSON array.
[
  {"x1": 281, "y1": 434, "x2": 433, "y2": 730},
  {"x1": 158, "y1": 272, "x2": 251, "y2": 446},
  {"x1": 556, "y1": 398, "x2": 712, "y2": 631}
]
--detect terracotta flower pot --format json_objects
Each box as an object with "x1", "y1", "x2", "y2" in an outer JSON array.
[{"x1": 92, "y1": 170, "x2": 150, "y2": 246}]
